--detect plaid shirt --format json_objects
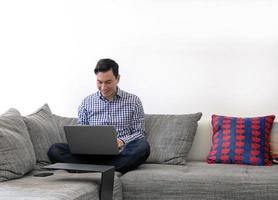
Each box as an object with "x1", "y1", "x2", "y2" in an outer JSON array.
[{"x1": 78, "y1": 88, "x2": 145, "y2": 144}]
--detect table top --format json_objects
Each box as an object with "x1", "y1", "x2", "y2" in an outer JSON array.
[{"x1": 44, "y1": 163, "x2": 115, "y2": 173}]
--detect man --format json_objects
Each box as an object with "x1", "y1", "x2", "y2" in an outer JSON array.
[{"x1": 48, "y1": 58, "x2": 150, "y2": 173}]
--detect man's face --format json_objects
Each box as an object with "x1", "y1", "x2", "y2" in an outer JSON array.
[{"x1": 96, "y1": 69, "x2": 120, "y2": 101}]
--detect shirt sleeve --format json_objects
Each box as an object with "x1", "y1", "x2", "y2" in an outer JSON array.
[
  {"x1": 119, "y1": 97, "x2": 145, "y2": 144},
  {"x1": 77, "y1": 102, "x2": 89, "y2": 125}
]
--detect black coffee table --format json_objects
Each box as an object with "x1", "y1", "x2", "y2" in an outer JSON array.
[{"x1": 44, "y1": 163, "x2": 115, "y2": 200}]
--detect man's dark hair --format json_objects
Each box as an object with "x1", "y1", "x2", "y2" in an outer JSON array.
[{"x1": 94, "y1": 58, "x2": 119, "y2": 77}]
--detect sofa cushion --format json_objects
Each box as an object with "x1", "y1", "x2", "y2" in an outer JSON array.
[
  {"x1": 53, "y1": 114, "x2": 78, "y2": 143},
  {"x1": 0, "y1": 108, "x2": 36, "y2": 182},
  {"x1": 0, "y1": 170, "x2": 123, "y2": 200},
  {"x1": 145, "y1": 112, "x2": 202, "y2": 165},
  {"x1": 207, "y1": 114, "x2": 275, "y2": 165},
  {"x1": 121, "y1": 162, "x2": 278, "y2": 200},
  {"x1": 23, "y1": 104, "x2": 62, "y2": 165}
]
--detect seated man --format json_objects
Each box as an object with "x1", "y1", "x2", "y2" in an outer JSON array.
[{"x1": 48, "y1": 58, "x2": 150, "y2": 173}]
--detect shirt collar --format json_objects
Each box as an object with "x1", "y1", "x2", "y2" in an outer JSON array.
[
  {"x1": 116, "y1": 87, "x2": 124, "y2": 98},
  {"x1": 97, "y1": 87, "x2": 123, "y2": 101}
]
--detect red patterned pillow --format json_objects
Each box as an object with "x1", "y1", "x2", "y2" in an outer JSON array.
[{"x1": 207, "y1": 114, "x2": 275, "y2": 166}]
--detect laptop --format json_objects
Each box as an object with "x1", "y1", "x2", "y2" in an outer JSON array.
[{"x1": 64, "y1": 125, "x2": 121, "y2": 155}]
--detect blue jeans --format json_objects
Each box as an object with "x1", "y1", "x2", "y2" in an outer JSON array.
[{"x1": 47, "y1": 138, "x2": 150, "y2": 174}]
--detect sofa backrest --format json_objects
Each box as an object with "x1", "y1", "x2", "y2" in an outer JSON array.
[
  {"x1": 187, "y1": 119, "x2": 278, "y2": 162},
  {"x1": 52, "y1": 113, "x2": 278, "y2": 163},
  {"x1": 187, "y1": 118, "x2": 212, "y2": 161}
]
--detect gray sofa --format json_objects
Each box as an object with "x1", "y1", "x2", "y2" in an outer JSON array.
[{"x1": 1, "y1": 104, "x2": 278, "y2": 200}]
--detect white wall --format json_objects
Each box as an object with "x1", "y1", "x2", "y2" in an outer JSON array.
[{"x1": 1, "y1": 0, "x2": 278, "y2": 120}]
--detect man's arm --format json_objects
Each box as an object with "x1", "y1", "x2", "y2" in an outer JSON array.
[
  {"x1": 119, "y1": 97, "x2": 145, "y2": 144},
  {"x1": 77, "y1": 103, "x2": 89, "y2": 125}
]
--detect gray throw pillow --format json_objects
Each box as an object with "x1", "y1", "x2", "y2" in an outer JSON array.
[
  {"x1": 0, "y1": 108, "x2": 36, "y2": 182},
  {"x1": 145, "y1": 112, "x2": 202, "y2": 165},
  {"x1": 23, "y1": 104, "x2": 61, "y2": 165},
  {"x1": 53, "y1": 114, "x2": 78, "y2": 143}
]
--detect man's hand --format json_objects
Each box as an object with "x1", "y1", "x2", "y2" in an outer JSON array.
[{"x1": 117, "y1": 139, "x2": 125, "y2": 148}]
